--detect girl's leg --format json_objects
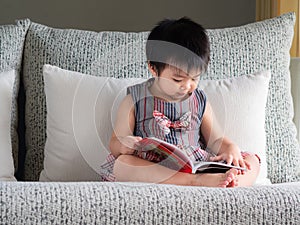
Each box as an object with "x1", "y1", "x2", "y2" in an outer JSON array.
[{"x1": 113, "y1": 155, "x2": 238, "y2": 187}]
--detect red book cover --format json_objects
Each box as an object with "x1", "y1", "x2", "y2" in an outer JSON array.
[{"x1": 137, "y1": 137, "x2": 246, "y2": 174}]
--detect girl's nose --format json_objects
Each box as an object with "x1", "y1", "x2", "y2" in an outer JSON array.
[{"x1": 181, "y1": 80, "x2": 192, "y2": 90}]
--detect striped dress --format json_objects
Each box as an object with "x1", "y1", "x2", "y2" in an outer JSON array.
[
  {"x1": 100, "y1": 78, "x2": 214, "y2": 181},
  {"x1": 130, "y1": 78, "x2": 208, "y2": 154}
]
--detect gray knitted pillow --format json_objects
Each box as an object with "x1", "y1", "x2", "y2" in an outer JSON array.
[
  {"x1": 23, "y1": 26, "x2": 150, "y2": 180},
  {"x1": 0, "y1": 19, "x2": 30, "y2": 173},
  {"x1": 206, "y1": 13, "x2": 299, "y2": 183},
  {"x1": 23, "y1": 13, "x2": 300, "y2": 183}
]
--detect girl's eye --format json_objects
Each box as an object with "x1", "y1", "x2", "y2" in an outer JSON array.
[{"x1": 173, "y1": 79, "x2": 182, "y2": 83}]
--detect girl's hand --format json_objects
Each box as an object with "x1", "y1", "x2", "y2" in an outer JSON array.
[
  {"x1": 117, "y1": 135, "x2": 143, "y2": 155},
  {"x1": 209, "y1": 144, "x2": 250, "y2": 174}
]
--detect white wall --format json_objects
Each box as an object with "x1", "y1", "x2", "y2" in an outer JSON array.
[{"x1": 0, "y1": 0, "x2": 255, "y2": 31}]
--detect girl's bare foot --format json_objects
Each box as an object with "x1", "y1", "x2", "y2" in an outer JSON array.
[
  {"x1": 192, "y1": 168, "x2": 239, "y2": 188},
  {"x1": 227, "y1": 174, "x2": 239, "y2": 187}
]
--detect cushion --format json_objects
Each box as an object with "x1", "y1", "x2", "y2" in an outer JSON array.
[
  {"x1": 40, "y1": 64, "x2": 271, "y2": 185},
  {"x1": 205, "y1": 14, "x2": 300, "y2": 183},
  {"x1": 23, "y1": 25, "x2": 149, "y2": 180},
  {"x1": 40, "y1": 64, "x2": 144, "y2": 181},
  {"x1": 0, "y1": 70, "x2": 17, "y2": 181},
  {"x1": 0, "y1": 19, "x2": 30, "y2": 175},
  {"x1": 23, "y1": 13, "x2": 300, "y2": 183},
  {"x1": 199, "y1": 70, "x2": 271, "y2": 184}
]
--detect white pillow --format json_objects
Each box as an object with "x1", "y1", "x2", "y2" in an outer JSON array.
[
  {"x1": 199, "y1": 70, "x2": 271, "y2": 185},
  {"x1": 40, "y1": 64, "x2": 144, "y2": 181},
  {"x1": 0, "y1": 70, "x2": 17, "y2": 181},
  {"x1": 40, "y1": 64, "x2": 271, "y2": 184}
]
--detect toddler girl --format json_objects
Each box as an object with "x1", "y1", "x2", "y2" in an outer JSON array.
[{"x1": 100, "y1": 17, "x2": 260, "y2": 187}]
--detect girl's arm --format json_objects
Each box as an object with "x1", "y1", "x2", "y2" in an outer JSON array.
[
  {"x1": 200, "y1": 102, "x2": 247, "y2": 169},
  {"x1": 109, "y1": 94, "x2": 142, "y2": 158}
]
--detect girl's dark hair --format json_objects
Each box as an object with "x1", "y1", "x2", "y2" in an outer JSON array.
[{"x1": 146, "y1": 17, "x2": 210, "y2": 75}]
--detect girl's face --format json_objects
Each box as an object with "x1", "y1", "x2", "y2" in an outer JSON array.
[{"x1": 149, "y1": 64, "x2": 201, "y2": 102}]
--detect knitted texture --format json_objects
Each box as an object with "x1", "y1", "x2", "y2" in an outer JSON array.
[
  {"x1": 0, "y1": 19, "x2": 30, "y2": 172},
  {"x1": 206, "y1": 14, "x2": 300, "y2": 183},
  {"x1": 0, "y1": 181, "x2": 299, "y2": 224},
  {"x1": 22, "y1": 13, "x2": 300, "y2": 183},
  {"x1": 23, "y1": 27, "x2": 150, "y2": 180}
]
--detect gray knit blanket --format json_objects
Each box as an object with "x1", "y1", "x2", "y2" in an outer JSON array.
[{"x1": 1, "y1": 181, "x2": 299, "y2": 224}]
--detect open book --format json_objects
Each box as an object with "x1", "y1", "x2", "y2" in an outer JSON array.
[{"x1": 136, "y1": 137, "x2": 246, "y2": 174}]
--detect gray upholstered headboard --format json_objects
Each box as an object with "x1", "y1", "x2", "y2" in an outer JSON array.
[{"x1": 290, "y1": 57, "x2": 300, "y2": 143}]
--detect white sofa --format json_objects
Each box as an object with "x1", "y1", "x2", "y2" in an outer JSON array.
[{"x1": 0, "y1": 13, "x2": 299, "y2": 224}]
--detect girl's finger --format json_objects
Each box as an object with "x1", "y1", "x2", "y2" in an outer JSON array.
[
  {"x1": 244, "y1": 160, "x2": 251, "y2": 170},
  {"x1": 209, "y1": 155, "x2": 223, "y2": 162},
  {"x1": 225, "y1": 155, "x2": 233, "y2": 165},
  {"x1": 238, "y1": 158, "x2": 246, "y2": 169},
  {"x1": 232, "y1": 158, "x2": 239, "y2": 167}
]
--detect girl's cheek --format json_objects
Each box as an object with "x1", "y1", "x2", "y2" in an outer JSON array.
[{"x1": 191, "y1": 83, "x2": 197, "y2": 91}]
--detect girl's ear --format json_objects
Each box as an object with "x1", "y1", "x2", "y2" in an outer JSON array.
[{"x1": 148, "y1": 62, "x2": 158, "y2": 77}]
